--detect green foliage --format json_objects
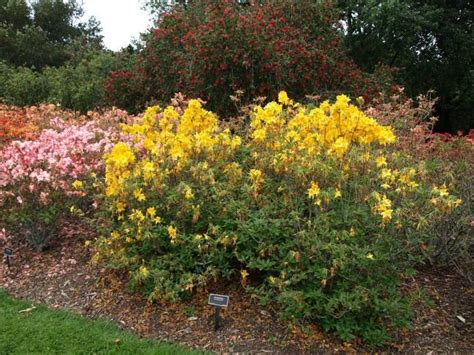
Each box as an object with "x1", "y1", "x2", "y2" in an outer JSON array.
[
  {"x1": 0, "y1": 0, "x2": 31, "y2": 29},
  {"x1": 338, "y1": 0, "x2": 474, "y2": 132},
  {"x1": 0, "y1": 51, "x2": 132, "y2": 111},
  {"x1": 0, "y1": 62, "x2": 49, "y2": 106},
  {"x1": 4, "y1": 195, "x2": 65, "y2": 251},
  {"x1": 44, "y1": 51, "x2": 128, "y2": 112},
  {"x1": 0, "y1": 0, "x2": 103, "y2": 69},
  {"x1": 0, "y1": 290, "x2": 200, "y2": 354}
]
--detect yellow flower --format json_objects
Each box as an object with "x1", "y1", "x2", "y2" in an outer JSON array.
[
  {"x1": 334, "y1": 189, "x2": 342, "y2": 198},
  {"x1": 439, "y1": 184, "x2": 449, "y2": 197},
  {"x1": 376, "y1": 156, "x2": 387, "y2": 168},
  {"x1": 380, "y1": 168, "x2": 392, "y2": 180},
  {"x1": 278, "y1": 91, "x2": 293, "y2": 106},
  {"x1": 240, "y1": 269, "x2": 249, "y2": 282},
  {"x1": 168, "y1": 225, "x2": 177, "y2": 243},
  {"x1": 249, "y1": 169, "x2": 264, "y2": 186},
  {"x1": 138, "y1": 265, "x2": 150, "y2": 279},
  {"x1": 374, "y1": 194, "x2": 393, "y2": 222},
  {"x1": 252, "y1": 128, "x2": 267, "y2": 142},
  {"x1": 147, "y1": 207, "x2": 156, "y2": 218},
  {"x1": 329, "y1": 137, "x2": 350, "y2": 157},
  {"x1": 366, "y1": 253, "x2": 374, "y2": 260},
  {"x1": 106, "y1": 142, "x2": 135, "y2": 169},
  {"x1": 285, "y1": 130, "x2": 301, "y2": 143},
  {"x1": 307, "y1": 181, "x2": 320, "y2": 198},
  {"x1": 143, "y1": 161, "x2": 155, "y2": 173},
  {"x1": 184, "y1": 185, "x2": 194, "y2": 200},
  {"x1": 116, "y1": 201, "x2": 126, "y2": 213},
  {"x1": 72, "y1": 180, "x2": 83, "y2": 190},
  {"x1": 380, "y1": 209, "x2": 393, "y2": 221},
  {"x1": 129, "y1": 209, "x2": 145, "y2": 222},
  {"x1": 133, "y1": 188, "x2": 146, "y2": 202}
]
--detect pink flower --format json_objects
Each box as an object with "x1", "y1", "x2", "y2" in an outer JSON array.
[{"x1": 39, "y1": 192, "x2": 49, "y2": 204}]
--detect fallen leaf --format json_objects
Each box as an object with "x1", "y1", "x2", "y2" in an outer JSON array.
[{"x1": 19, "y1": 306, "x2": 36, "y2": 313}]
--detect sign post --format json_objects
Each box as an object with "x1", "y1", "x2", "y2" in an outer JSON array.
[
  {"x1": 4, "y1": 248, "x2": 13, "y2": 270},
  {"x1": 208, "y1": 293, "x2": 229, "y2": 331}
]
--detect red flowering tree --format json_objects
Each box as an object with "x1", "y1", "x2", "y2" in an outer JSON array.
[{"x1": 106, "y1": 0, "x2": 391, "y2": 114}]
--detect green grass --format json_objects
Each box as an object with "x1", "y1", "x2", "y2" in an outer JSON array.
[{"x1": 0, "y1": 289, "x2": 200, "y2": 354}]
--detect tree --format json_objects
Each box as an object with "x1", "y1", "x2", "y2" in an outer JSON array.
[
  {"x1": 143, "y1": 0, "x2": 253, "y2": 17},
  {"x1": 109, "y1": 0, "x2": 390, "y2": 114},
  {"x1": 0, "y1": 0, "x2": 31, "y2": 29},
  {"x1": 0, "y1": 0, "x2": 103, "y2": 69},
  {"x1": 338, "y1": 0, "x2": 474, "y2": 132}
]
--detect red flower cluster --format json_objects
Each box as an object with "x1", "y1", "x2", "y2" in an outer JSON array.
[
  {"x1": 0, "y1": 105, "x2": 38, "y2": 145},
  {"x1": 105, "y1": 1, "x2": 391, "y2": 115}
]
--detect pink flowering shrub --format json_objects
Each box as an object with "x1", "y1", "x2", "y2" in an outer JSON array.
[{"x1": 0, "y1": 108, "x2": 133, "y2": 250}]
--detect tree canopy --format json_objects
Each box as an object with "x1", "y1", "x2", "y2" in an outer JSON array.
[
  {"x1": 338, "y1": 0, "x2": 474, "y2": 131},
  {"x1": 0, "y1": 0, "x2": 103, "y2": 69}
]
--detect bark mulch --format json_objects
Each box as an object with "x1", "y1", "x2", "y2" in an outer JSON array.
[{"x1": 1, "y1": 222, "x2": 473, "y2": 353}]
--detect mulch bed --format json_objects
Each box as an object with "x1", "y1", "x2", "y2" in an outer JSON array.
[{"x1": 1, "y1": 221, "x2": 473, "y2": 353}]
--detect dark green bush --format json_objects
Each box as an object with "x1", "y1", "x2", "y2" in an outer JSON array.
[
  {"x1": 0, "y1": 51, "x2": 132, "y2": 112},
  {"x1": 0, "y1": 62, "x2": 49, "y2": 106}
]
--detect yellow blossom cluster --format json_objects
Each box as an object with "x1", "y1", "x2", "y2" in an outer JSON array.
[
  {"x1": 105, "y1": 101, "x2": 241, "y2": 199},
  {"x1": 430, "y1": 184, "x2": 463, "y2": 213},
  {"x1": 373, "y1": 193, "x2": 393, "y2": 222},
  {"x1": 249, "y1": 92, "x2": 396, "y2": 164},
  {"x1": 98, "y1": 98, "x2": 244, "y2": 271}
]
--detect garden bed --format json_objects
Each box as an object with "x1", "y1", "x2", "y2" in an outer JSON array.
[{"x1": 1, "y1": 221, "x2": 472, "y2": 353}]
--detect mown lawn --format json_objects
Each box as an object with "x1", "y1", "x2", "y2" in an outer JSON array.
[{"x1": 0, "y1": 289, "x2": 200, "y2": 354}]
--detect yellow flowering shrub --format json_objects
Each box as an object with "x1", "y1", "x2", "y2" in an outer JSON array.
[{"x1": 94, "y1": 93, "x2": 461, "y2": 344}]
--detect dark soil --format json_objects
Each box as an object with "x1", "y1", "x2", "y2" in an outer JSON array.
[{"x1": 1, "y1": 222, "x2": 473, "y2": 353}]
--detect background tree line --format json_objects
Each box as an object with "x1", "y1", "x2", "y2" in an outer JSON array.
[{"x1": 1, "y1": 0, "x2": 472, "y2": 132}]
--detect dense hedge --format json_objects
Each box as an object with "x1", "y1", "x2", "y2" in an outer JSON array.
[{"x1": 0, "y1": 51, "x2": 133, "y2": 112}]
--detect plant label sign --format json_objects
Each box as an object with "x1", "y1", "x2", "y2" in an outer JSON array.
[
  {"x1": 208, "y1": 294, "x2": 229, "y2": 331},
  {"x1": 208, "y1": 294, "x2": 229, "y2": 307},
  {"x1": 4, "y1": 248, "x2": 13, "y2": 270}
]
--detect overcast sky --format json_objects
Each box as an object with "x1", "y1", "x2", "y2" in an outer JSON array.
[{"x1": 81, "y1": 0, "x2": 153, "y2": 51}]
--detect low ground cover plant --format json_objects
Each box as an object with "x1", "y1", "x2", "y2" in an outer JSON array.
[
  {"x1": 0, "y1": 290, "x2": 196, "y2": 354},
  {"x1": 94, "y1": 93, "x2": 462, "y2": 344}
]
